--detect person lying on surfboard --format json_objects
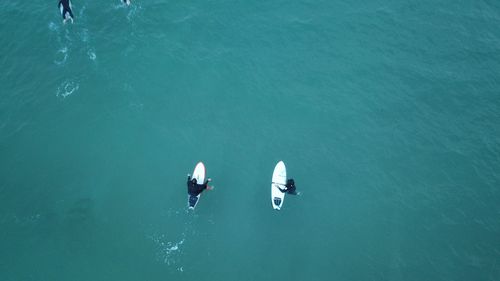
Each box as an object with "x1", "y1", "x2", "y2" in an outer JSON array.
[
  {"x1": 278, "y1": 179, "x2": 299, "y2": 195},
  {"x1": 187, "y1": 174, "x2": 213, "y2": 197},
  {"x1": 123, "y1": 0, "x2": 131, "y2": 6},
  {"x1": 58, "y1": 0, "x2": 74, "y2": 24}
]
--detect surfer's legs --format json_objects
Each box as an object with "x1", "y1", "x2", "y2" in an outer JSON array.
[
  {"x1": 59, "y1": 1, "x2": 74, "y2": 21},
  {"x1": 188, "y1": 195, "x2": 198, "y2": 207},
  {"x1": 63, "y1": 11, "x2": 74, "y2": 24},
  {"x1": 61, "y1": 7, "x2": 74, "y2": 23}
]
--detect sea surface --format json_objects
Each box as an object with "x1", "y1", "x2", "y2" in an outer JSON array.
[{"x1": 1, "y1": 1, "x2": 500, "y2": 280}]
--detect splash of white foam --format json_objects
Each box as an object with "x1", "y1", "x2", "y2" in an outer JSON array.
[
  {"x1": 54, "y1": 47, "x2": 68, "y2": 65},
  {"x1": 56, "y1": 80, "x2": 79, "y2": 98},
  {"x1": 64, "y1": 29, "x2": 72, "y2": 41},
  {"x1": 167, "y1": 239, "x2": 184, "y2": 252},
  {"x1": 88, "y1": 49, "x2": 96, "y2": 60},
  {"x1": 78, "y1": 5, "x2": 86, "y2": 18},
  {"x1": 81, "y1": 28, "x2": 89, "y2": 43},
  {"x1": 48, "y1": 22, "x2": 59, "y2": 32},
  {"x1": 149, "y1": 233, "x2": 185, "y2": 266},
  {"x1": 127, "y1": 3, "x2": 141, "y2": 21},
  {"x1": 3, "y1": 213, "x2": 41, "y2": 226}
]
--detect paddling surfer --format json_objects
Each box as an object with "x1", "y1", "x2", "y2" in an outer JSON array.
[{"x1": 58, "y1": 0, "x2": 74, "y2": 24}]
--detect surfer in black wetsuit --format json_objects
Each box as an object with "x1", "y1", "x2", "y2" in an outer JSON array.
[
  {"x1": 279, "y1": 179, "x2": 299, "y2": 195},
  {"x1": 123, "y1": 0, "x2": 131, "y2": 6},
  {"x1": 187, "y1": 175, "x2": 213, "y2": 196},
  {"x1": 58, "y1": 0, "x2": 74, "y2": 24}
]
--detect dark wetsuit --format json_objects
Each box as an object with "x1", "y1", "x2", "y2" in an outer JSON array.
[
  {"x1": 58, "y1": 0, "x2": 74, "y2": 20},
  {"x1": 187, "y1": 176, "x2": 209, "y2": 197},
  {"x1": 279, "y1": 179, "x2": 297, "y2": 195}
]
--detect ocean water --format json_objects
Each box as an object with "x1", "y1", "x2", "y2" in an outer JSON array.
[{"x1": 1, "y1": 0, "x2": 500, "y2": 280}]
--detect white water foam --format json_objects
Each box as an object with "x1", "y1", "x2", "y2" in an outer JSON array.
[
  {"x1": 56, "y1": 80, "x2": 80, "y2": 98},
  {"x1": 126, "y1": 3, "x2": 142, "y2": 21},
  {"x1": 88, "y1": 49, "x2": 96, "y2": 60},
  {"x1": 1, "y1": 213, "x2": 41, "y2": 226},
  {"x1": 78, "y1": 5, "x2": 86, "y2": 18},
  {"x1": 48, "y1": 22, "x2": 59, "y2": 32},
  {"x1": 80, "y1": 28, "x2": 89, "y2": 43},
  {"x1": 149, "y1": 233, "x2": 186, "y2": 267},
  {"x1": 54, "y1": 47, "x2": 68, "y2": 65}
]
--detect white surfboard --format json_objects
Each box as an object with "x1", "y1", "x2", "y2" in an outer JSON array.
[
  {"x1": 188, "y1": 162, "x2": 206, "y2": 210},
  {"x1": 271, "y1": 161, "x2": 287, "y2": 210}
]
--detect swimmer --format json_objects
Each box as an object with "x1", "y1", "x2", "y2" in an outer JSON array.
[{"x1": 58, "y1": 0, "x2": 74, "y2": 24}]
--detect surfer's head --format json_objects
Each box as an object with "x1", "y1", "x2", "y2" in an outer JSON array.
[{"x1": 191, "y1": 178, "x2": 197, "y2": 184}]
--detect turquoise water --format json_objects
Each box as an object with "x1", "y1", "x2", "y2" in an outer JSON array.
[{"x1": 1, "y1": 1, "x2": 500, "y2": 280}]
